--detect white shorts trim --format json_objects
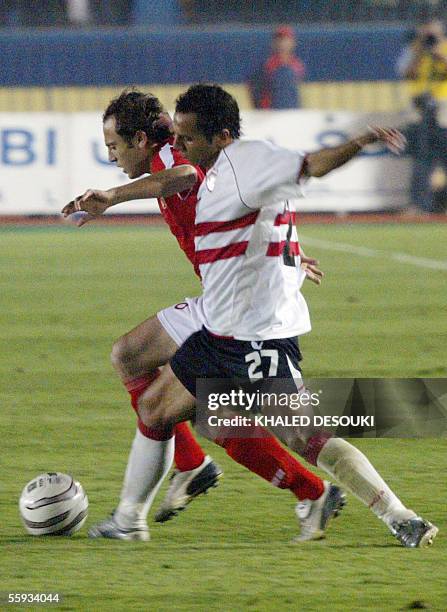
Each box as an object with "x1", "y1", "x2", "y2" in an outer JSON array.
[{"x1": 157, "y1": 296, "x2": 206, "y2": 347}]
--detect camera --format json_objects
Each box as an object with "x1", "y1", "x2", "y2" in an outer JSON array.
[{"x1": 422, "y1": 33, "x2": 439, "y2": 49}]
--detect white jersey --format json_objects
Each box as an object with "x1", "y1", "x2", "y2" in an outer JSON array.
[{"x1": 194, "y1": 139, "x2": 311, "y2": 341}]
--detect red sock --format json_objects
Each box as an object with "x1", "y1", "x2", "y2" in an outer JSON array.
[
  {"x1": 173, "y1": 422, "x2": 206, "y2": 472},
  {"x1": 124, "y1": 372, "x2": 173, "y2": 441},
  {"x1": 216, "y1": 427, "x2": 324, "y2": 501}
]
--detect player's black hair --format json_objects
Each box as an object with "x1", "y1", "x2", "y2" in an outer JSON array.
[
  {"x1": 175, "y1": 84, "x2": 241, "y2": 142},
  {"x1": 103, "y1": 89, "x2": 173, "y2": 145}
]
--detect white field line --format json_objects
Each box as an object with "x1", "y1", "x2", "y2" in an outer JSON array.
[{"x1": 301, "y1": 236, "x2": 447, "y2": 271}]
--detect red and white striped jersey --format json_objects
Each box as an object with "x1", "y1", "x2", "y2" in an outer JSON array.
[
  {"x1": 195, "y1": 139, "x2": 311, "y2": 341},
  {"x1": 151, "y1": 139, "x2": 205, "y2": 277}
]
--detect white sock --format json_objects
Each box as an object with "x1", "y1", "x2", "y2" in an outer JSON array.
[
  {"x1": 115, "y1": 428, "x2": 174, "y2": 529},
  {"x1": 317, "y1": 438, "x2": 415, "y2": 530}
]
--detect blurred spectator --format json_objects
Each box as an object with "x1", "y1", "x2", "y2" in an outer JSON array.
[
  {"x1": 402, "y1": 94, "x2": 447, "y2": 213},
  {"x1": 248, "y1": 26, "x2": 305, "y2": 109},
  {"x1": 66, "y1": 0, "x2": 91, "y2": 26},
  {"x1": 397, "y1": 19, "x2": 447, "y2": 127}
]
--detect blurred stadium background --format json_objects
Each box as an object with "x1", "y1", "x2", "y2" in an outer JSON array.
[
  {"x1": 2, "y1": 0, "x2": 447, "y2": 216},
  {"x1": 0, "y1": 0, "x2": 433, "y2": 112}
]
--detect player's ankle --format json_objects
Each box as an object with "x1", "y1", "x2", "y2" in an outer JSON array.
[
  {"x1": 115, "y1": 502, "x2": 146, "y2": 529},
  {"x1": 382, "y1": 507, "x2": 417, "y2": 530}
]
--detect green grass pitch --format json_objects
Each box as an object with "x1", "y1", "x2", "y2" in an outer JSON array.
[{"x1": 1, "y1": 222, "x2": 446, "y2": 611}]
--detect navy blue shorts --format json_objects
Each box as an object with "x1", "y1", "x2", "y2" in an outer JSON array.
[{"x1": 170, "y1": 327, "x2": 302, "y2": 397}]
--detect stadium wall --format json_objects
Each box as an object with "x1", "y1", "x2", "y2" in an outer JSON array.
[
  {"x1": 0, "y1": 25, "x2": 408, "y2": 86},
  {"x1": 0, "y1": 110, "x2": 410, "y2": 215},
  {"x1": 0, "y1": 82, "x2": 414, "y2": 113}
]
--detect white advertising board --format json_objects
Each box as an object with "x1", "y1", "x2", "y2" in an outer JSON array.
[
  {"x1": 0, "y1": 114, "x2": 68, "y2": 214},
  {"x1": 0, "y1": 111, "x2": 410, "y2": 215}
]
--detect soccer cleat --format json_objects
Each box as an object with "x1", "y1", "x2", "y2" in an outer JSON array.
[
  {"x1": 154, "y1": 455, "x2": 222, "y2": 523},
  {"x1": 88, "y1": 514, "x2": 149, "y2": 542},
  {"x1": 392, "y1": 517, "x2": 438, "y2": 548},
  {"x1": 294, "y1": 481, "x2": 346, "y2": 542}
]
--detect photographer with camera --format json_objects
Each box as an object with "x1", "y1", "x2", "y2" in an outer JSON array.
[{"x1": 398, "y1": 19, "x2": 447, "y2": 127}]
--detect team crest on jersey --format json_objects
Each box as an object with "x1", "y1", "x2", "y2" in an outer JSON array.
[{"x1": 206, "y1": 169, "x2": 217, "y2": 192}]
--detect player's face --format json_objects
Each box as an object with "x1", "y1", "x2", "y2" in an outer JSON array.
[
  {"x1": 103, "y1": 116, "x2": 151, "y2": 179},
  {"x1": 273, "y1": 35, "x2": 296, "y2": 55},
  {"x1": 173, "y1": 112, "x2": 224, "y2": 169}
]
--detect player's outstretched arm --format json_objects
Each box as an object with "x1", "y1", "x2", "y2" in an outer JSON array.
[
  {"x1": 304, "y1": 127, "x2": 406, "y2": 178},
  {"x1": 62, "y1": 165, "x2": 197, "y2": 226}
]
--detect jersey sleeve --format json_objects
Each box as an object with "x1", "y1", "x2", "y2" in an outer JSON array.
[
  {"x1": 152, "y1": 143, "x2": 203, "y2": 196},
  {"x1": 228, "y1": 140, "x2": 306, "y2": 210}
]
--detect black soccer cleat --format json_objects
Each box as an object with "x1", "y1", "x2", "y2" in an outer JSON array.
[
  {"x1": 88, "y1": 513, "x2": 149, "y2": 541},
  {"x1": 392, "y1": 517, "x2": 438, "y2": 548},
  {"x1": 154, "y1": 456, "x2": 222, "y2": 523}
]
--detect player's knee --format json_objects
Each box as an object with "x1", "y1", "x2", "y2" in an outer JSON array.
[{"x1": 111, "y1": 333, "x2": 138, "y2": 373}]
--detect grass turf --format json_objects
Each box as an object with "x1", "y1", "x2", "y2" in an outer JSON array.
[{"x1": 1, "y1": 223, "x2": 446, "y2": 611}]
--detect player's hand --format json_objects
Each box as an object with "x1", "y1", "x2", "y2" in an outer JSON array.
[
  {"x1": 430, "y1": 44, "x2": 447, "y2": 63},
  {"x1": 61, "y1": 189, "x2": 113, "y2": 226},
  {"x1": 300, "y1": 255, "x2": 324, "y2": 286},
  {"x1": 367, "y1": 126, "x2": 407, "y2": 155}
]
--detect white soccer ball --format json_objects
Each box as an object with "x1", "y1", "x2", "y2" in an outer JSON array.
[{"x1": 19, "y1": 472, "x2": 88, "y2": 536}]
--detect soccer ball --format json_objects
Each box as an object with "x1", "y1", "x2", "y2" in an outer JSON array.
[{"x1": 19, "y1": 472, "x2": 88, "y2": 536}]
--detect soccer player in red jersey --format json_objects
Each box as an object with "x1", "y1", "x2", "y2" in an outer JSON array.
[{"x1": 63, "y1": 90, "x2": 337, "y2": 541}]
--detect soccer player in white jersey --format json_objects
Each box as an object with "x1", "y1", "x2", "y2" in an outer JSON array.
[{"x1": 131, "y1": 84, "x2": 437, "y2": 548}]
